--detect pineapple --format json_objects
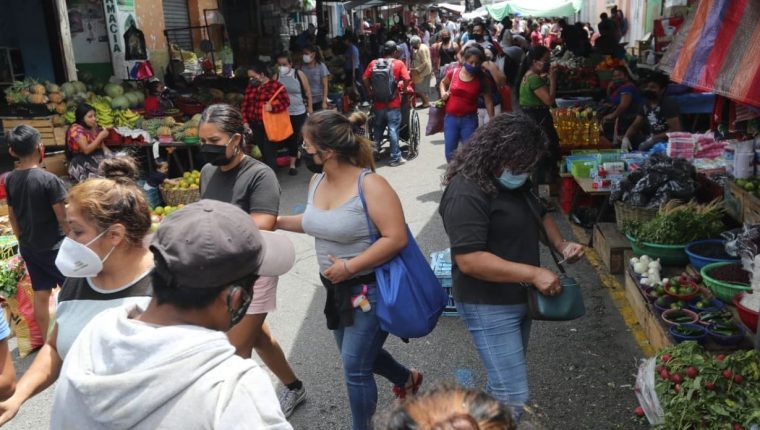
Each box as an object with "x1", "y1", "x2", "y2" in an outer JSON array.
[{"x1": 157, "y1": 126, "x2": 173, "y2": 137}]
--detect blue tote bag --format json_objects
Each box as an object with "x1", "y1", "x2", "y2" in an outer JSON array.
[{"x1": 357, "y1": 171, "x2": 447, "y2": 339}]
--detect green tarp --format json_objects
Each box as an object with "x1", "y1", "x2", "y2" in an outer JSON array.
[{"x1": 485, "y1": 0, "x2": 582, "y2": 19}]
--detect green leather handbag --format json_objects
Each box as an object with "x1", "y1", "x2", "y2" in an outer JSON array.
[{"x1": 524, "y1": 192, "x2": 586, "y2": 321}]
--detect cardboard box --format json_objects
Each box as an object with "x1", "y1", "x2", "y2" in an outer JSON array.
[
  {"x1": 744, "y1": 193, "x2": 760, "y2": 224},
  {"x1": 592, "y1": 223, "x2": 632, "y2": 274},
  {"x1": 725, "y1": 181, "x2": 746, "y2": 223}
]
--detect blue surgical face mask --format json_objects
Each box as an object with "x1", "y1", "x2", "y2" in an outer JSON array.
[
  {"x1": 463, "y1": 63, "x2": 481, "y2": 75},
  {"x1": 497, "y1": 170, "x2": 529, "y2": 189}
]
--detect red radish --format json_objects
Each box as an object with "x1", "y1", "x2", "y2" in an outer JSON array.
[
  {"x1": 670, "y1": 373, "x2": 683, "y2": 384},
  {"x1": 716, "y1": 354, "x2": 726, "y2": 361},
  {"x1": 734, "y1": 374, "x2": 744, "y2": 384},
  {"x1": 634, "y1": 406, "x2": 645, "y2": 417},
  {"x1": 723, "y1": 369, "x2": 733, "y2": 379},
  {"x1": 686, "y1": 367, "x2": 699, "y2": 378},
  {"x1": 705, "y1": 382, "x2": 715, "y2": 391},
  {"x1": 660, "y1": 369, "x2": 670, "y2": 380},
  {"x1": 661, "y1": 354, "x2": 672, "y2": 363},
  {"x1": 674, "y1": 384, "x2": 682, "y2": 393},
  {"x1": 734, "y1": 424, "x2": 743, "y2": 430}
]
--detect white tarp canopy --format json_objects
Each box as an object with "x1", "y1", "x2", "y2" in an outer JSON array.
[
  {"x1": 462, "y1": 6, "x2": 489, "y2": 21},
  {"x1": 485, "y1": 0, "x2": 581, "y2": 20},
  {"x1": 343, "y1": 0, "x2": 385, "y2": 10}
]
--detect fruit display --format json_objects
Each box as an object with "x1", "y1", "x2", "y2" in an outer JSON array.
[
  {"x1": 735, "y1": 177, "x2": 760, "y2": 198},
  {"x1": 635, "y1": 342, "x2": 760, "y2": 428},
  {"x1": 595, "y1": 55, "x2": 626, "y2": 71},
  {"x1": 552, "y1": 107, "x2": 601, "y2": 147},
  {"x1": 624, "y1": 200, "x2": 724, "y2": 245},
  {"x1": 162, "y1": 170, "x2": 200, "y2": 191},
  {"x1": 149, "y1": 204, "x2": 185, "y2": 232}
]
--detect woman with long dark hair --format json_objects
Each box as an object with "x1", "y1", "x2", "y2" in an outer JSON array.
[
  {"x1": 276, "y1": 110, "x2": 422, "y2": 430},
  {"x1": 518, "y1": 46, "x2": 559, "y2": 184},
  {"x1": 66, "y1": 103, "x2": 111, "y2": 183},
  {"x1": 439, "y1": 113, "x2": 583, "y2": 424}
]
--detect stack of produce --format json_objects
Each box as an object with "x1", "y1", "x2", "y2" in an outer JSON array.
[
  {"x1": 635, "y1": 342, "x2": 760, "y2": 428},
  {"x1": 610, "y1": 154, "x2": 697, "y2": 208},
  {"x1": 624, "y1": 200, "x2": 724, "y2": 245}
]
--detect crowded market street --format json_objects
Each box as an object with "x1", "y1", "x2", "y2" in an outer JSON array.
[{"x1": 5, "y1": 108, "x2": 645, "y2": 430}]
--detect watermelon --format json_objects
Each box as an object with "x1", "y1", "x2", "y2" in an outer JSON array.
[
  {"x1": 61, "y1": 82, "x2": 76, "y2": 98},
  {"x1": 104, "y1": 83, "x2": 124, "y2": 98},
  {"x1": 72, "y1": 81, "x2": 87, "y2": 93},
  {"x1": 111, "y1": 96, "x2": 130, "y2": 109},
  {"x1": 124, "y1": 92, "x2": 140, "y2": 107}
]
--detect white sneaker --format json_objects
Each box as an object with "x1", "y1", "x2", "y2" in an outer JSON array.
[
  {"x1": 389, "y1": 157, "x2": 407, "y2": 167},
  {"x1": 278, "y1": 385, "x2": 306, "y2": 418}
]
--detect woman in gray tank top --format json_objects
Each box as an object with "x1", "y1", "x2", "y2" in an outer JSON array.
[
  {"x1": 276, "y1": 111, "x2": 422, "y2": 430},
  {"x1": 276, "y1": 52, "x2": 312, "y2": 176}
]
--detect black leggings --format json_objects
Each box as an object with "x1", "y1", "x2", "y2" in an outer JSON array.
[
  {"x1": 285, "y1": 113, "x2": 308, "y2": 157},
  {"x1": 250, "y1": 121, "x2": 277, "y2": 170}
]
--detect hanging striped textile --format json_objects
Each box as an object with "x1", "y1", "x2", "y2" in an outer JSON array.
[{"x1": 660, "y1": 0, "x2": 760, "y2": 108}]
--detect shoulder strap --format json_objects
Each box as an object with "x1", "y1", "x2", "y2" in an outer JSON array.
[
  {"x1": 521, "y1": 191, "x2": 566, "y2": 274},
  {"x1": 357, "y1": 169, "x2": 379, "y2": 241},
  {"x1": 268, "y1": 85, "x2": 284, "y2": 103}
]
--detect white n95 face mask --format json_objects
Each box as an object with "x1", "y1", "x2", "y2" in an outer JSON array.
[{"x1": 55, "y1": 229, "x2": 116, "y2": 278}]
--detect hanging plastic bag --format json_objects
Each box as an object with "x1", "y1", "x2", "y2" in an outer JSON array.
[
  {"x1": 136, "y1": 61, "x2": 155, "y2": 80},
  {"x1": 4, "y1": 262, "x2": 44, "y2": 358},
  {"x1": 634, "y1": 357, "x2": 665, "y2": 425}
]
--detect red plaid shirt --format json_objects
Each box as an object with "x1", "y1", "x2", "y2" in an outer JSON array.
[{"x1": 241, "y1": 80, "x2": 290, "y2": 123}]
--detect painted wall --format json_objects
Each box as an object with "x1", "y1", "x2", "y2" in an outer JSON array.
[
  {"x1": 1, "y1": 0, "x2": 57, "y2": 81},
  {"x1": 189, "y1": 0, "x2": 221, "y2": 49},
  {"x1": 68, "y1": 0, "x2": 113, "y2": 82},
  {"x1": 135, "y1": 0, "x2": 168, "y2": 78}
]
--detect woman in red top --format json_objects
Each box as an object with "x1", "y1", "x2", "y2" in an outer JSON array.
[
  {"x1": 66, "y1": 103, "x2": 111, "y2": 183},
  {"x1": 241, "y1": 62, "x2": 291, "y2": 169},
  {"x1": 439, "y1": 46, "x2": 494, "y2": 162}
]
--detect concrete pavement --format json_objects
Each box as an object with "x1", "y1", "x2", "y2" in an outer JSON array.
[{"x1": 5, "y1": 108, "x2": 646, "y2": 429}]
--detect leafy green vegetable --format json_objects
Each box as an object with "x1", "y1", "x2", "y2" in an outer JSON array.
[
  {"x1": 624, "y1": 202, "x2": 724, "y2": 244},
  {"x1": 650, "y1": 342, "x2": 760, "y2": 429},
  {"x1": 0, "y1": 258, "x2": 25, "y2": 298}
]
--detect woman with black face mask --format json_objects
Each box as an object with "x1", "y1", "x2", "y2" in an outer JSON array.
[
  {"x1": 434, "y1": 30, "x2": 459, "y2": 81},
  {"x1": 197, "y1": 104, "x2": 308, "y2": 418},
  {"x1": 277, "y1": 110, "x2": 421, "y2": 430},
  {"x1": 518, "y1": 45, "x2": 559, "y2": 186}
]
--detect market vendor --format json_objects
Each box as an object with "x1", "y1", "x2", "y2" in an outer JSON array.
[
  {"x1": 66, "y1": 103, "x2": 111, "y2": 184},
  {"x1": 601, "y1": 66, "x2": 641, "y2": 144},
  {"x1": 144, "y1": 79, "x2": 174, "y2": 114},
  {"x1": 621, "y1": 74, "x2": 681, "y2": 152}
]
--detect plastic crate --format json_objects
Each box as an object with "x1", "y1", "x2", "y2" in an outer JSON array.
[
  {"x1": 431, "y1": 249, "x2": 457, "y2": 316},
  {"x1": 569, "y1": 158, "x2": 598, "y2": 178}
]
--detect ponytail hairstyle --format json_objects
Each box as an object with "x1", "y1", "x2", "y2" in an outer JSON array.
[
  {"x1": 98, "y1": 153, "x2": 140, "y2": 184},
  {"x1": 199, "y1": 103, "x2": 248, "y2": 149},
  {"x1": 302, "y1": 110, "x2": 375, "y2": 171},
  {"x1": 374, "y1": 383, "x2": 515, "y2": 430},
  {"x1": 516, "y1": 45, "x2": 550, "y2": 89}
]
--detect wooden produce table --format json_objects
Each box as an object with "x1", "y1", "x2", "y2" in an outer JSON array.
[
  {"x1": 108, "y1": 141, "x2": 199, "y2": 174},
  {"x1": 569, "y1": 176, "x2": 613, "y2": 246},
  {"x1": 1, "y1": 116, "x2": 66, "y2": 148},
  {"x1": 624, "y1": 266, "x2": 758, "y2": 352}
]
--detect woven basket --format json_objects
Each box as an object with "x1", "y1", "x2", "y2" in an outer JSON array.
[
  {"x1": 614, "y1": 201, "x2": 658, "y2": 230},
  {"x1": 159, "y1": 184, "x2": 200, "y2": 207}
]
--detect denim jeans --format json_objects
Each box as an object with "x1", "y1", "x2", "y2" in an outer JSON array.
[
  {"x1": 333, "y1": 283, "x2": 410, "y2": 430},
  {"x1": 373, "y1": 108, "x2": 403, "y2": 162},
  {"x1": 457, "y1": 302, "x2": 532, "y2": 422},
  {"x1": 443, "y1": 113, "x2": 478, "y2": 162}
]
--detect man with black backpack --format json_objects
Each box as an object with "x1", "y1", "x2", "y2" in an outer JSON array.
[{"x1": 362, "y1": 41, "x2": 411, "y2": 167}]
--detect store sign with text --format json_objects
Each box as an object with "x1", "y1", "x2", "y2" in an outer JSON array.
[{"x1": 102, "y1": 0, "x2": 141, "y2": 79}]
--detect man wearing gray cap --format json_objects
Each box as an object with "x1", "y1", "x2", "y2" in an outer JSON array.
[{"x1": 49, "y1": 200, "x2": 296, "y2": 430}]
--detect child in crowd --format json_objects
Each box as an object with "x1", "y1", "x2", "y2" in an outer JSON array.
[
  {"x1": 375, "y1": 383, "x2": 515, "y2": 430},
  {"x1": 143, "y1": 158, "x2": 175, "y2": 208},
  {"x1": 5, "y1": 125, "x2": 69, "y2": 343}
]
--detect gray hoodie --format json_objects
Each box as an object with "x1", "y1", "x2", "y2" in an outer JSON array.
[{"x1": 50, "y1": 306, "x2": 292, "y2": 430}]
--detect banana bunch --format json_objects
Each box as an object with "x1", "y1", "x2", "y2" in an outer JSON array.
[
  {"x1": 113, "y1": 109, "x2": 141, "y2": 127},
  {"x1": 62, "y1": 110, "x2": 76, "y2": 125},
  {"x1": 92, "y1": 100, "x2": 113, "y2": 127}
]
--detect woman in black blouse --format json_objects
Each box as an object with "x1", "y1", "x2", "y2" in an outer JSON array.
[{"x1": 438, "y1": 113, "x2": 584, "y2": 424}]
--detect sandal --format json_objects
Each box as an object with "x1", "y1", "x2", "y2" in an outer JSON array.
[{"x1": 392, "y1": 369, "x2": 423, "y2": 399}]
